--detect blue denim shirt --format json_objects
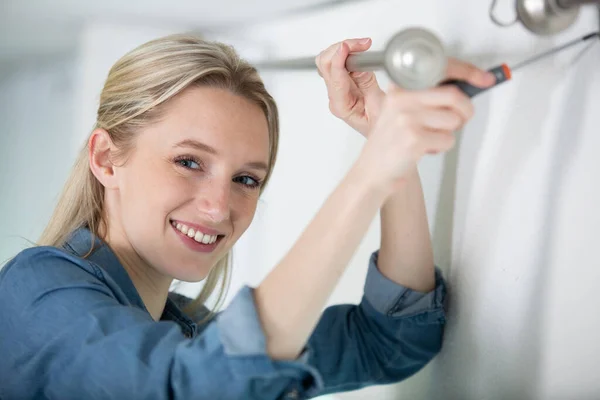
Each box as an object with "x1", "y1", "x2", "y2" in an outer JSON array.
[{"x1": 0, "y1": 228, "x2": 446, "y2": 400}]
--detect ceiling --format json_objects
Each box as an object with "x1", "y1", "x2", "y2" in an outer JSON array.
[{"x1": 0, "y1": 0, "x2": 356, "y2": 60}]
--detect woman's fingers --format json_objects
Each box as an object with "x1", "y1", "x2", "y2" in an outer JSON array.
[
  {"x1": 413, "y1": 86, "x2": 474, "y2": 122},
  {"x1": 415, "y1": 108, "x2": 465, "y2": 132},
  {"x1": 446, "y1": 57, "x2": 496, "y2": 88},
  {"x1": 421, "y1": 130, "x2": 457, "y2": 155},
  {"x1": 315, "y1": 38, "x2": 372, "y2": 79},
  {"x1": 318, "y1": 39, "x2": 376, "y2": 121}
]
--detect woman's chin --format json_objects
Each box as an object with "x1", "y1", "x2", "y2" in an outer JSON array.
[{"x1": 165, "y1": 266, "x2": 210, "y2": 283}]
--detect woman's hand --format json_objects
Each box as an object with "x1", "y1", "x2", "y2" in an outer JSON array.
[
  {"x1": 315, "y1": 38, "x2": 384, "y2": 137},
  {"x1": 356, "y1": 83, "x2": 475, "y2": 193},
  {"x1": 316, "y1": 38, "x2": 496, "y2": 137}
]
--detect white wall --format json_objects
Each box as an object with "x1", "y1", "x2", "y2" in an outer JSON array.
[{"x1": 0, "y1": 52, "x2": 77, "y2": 265}]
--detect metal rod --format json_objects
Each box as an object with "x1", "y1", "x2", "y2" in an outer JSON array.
[
  {"x1": 511, "y1": 30, "x2": 599, "y2": 71},
  {"x1": 556, "y1": 0, "x2": 599, "y2": 8},
  {"x1": 254, "y1": 27, "x2": 449, "y2": 90},
  {"x1": 256, "y1": 51, "x2": 387, "y2": 70},
  {"x1": 257, "y1": 56, "x2": 321, "y2": 69}
]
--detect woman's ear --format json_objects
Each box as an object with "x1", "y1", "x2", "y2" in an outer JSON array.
[{"x1": 89, "y1": 129, "x2": 119, "y2": 189}]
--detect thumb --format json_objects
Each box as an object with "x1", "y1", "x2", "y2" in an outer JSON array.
[
  {"x1": 327, "y1": 42, "x2": 355, "y2": 113},
  {"x1": 328, "y1": 42, "x2": 352, "y2": 90}
]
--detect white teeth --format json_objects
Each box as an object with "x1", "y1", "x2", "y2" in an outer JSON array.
[{"x1": 173, "y1": 221, "x2": 219, "y2": 244}]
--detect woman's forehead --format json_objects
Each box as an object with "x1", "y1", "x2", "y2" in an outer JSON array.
[{"x1": 142, "y1": 87, "x2": 270, "y2": 159}]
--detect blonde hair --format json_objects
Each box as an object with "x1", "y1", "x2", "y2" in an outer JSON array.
[{"x1": 38, "y1": 34, "x2": 279, "y2": 321}]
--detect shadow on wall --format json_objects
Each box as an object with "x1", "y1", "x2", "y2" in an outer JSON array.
[
  {"x1": 430, "y1": 124, "x2": 460, "y2": 275},
  {"x1": 429, "y1": 43, "x2": 596, "y2": 399},
  {"x1": 427, "y1": 81, "x2": 494, "y2": 400},
  {"x1": 430, "y1": 89, "x2": 493, "y2": 277},
  {"x1": 430, "y1": 49, "x2": 510, "y2": 278}
]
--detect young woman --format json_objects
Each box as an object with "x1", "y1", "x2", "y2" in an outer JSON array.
[{"x1": 0, "y1": 34, "x2": 494, "y2": 399}]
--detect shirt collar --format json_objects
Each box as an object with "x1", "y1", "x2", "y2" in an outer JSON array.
[{"x1": 62, "y1": 227, "x2": 196, "y2": 332}]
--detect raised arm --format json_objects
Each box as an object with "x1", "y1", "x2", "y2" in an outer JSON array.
[
  {"x1": 312, "y1": 39, "x2": 496, "y2": 293},
  {"x1": 254, "y1": 81, "x2": 473, "y2": 361}
]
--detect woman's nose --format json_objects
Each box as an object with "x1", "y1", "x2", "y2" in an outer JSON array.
[{"x1": 196, "y1": 179, "x2": 231, "y2": 223}]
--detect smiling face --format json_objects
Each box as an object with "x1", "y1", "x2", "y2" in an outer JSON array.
[{"x1": 106, "y1": 86, "x2": 270, "y2": 282}]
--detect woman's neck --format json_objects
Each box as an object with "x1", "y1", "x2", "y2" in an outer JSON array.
[
  {"x1": 100, "y1": 221, "x2": 172, "y2": 321},
  {"x1": 116, "y1": 246, "x2": 172, "y2": 321}
]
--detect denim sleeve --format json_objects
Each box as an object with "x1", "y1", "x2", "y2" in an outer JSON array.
[
  {"x1": 306, "y1": 250, "x2": 446, "y2": 397},
  {"x1": 0, "y1": 248, "x2": 320, "y2": 400},
  {"x1": 363, "y1": 250, "x2": 446, "y2": 318}
]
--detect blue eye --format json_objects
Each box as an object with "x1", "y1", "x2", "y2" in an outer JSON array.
[
  {"x1": 235, "y1": 176, "x2": 261, "y2": 189},
  {"x1": 175, "y1": 157, "x2": 201, "y2": 170}
]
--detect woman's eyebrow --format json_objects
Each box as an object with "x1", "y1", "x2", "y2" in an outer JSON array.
[
  {"x1": 173, "y1": 139, "x2": 268, "y2": 171},
  {"x1": 244, "y1": 161, "x2": 268, "y2": 172},
  {"x1": 173, "y1": 139, "x2": 217, "y2": 155}
]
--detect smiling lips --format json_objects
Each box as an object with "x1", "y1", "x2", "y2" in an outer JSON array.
[
  {"x1": 170, "y1": 219, "x2": 224, "y2": 252},
  {"x1": 172, "y1": 221, "x2": 218, "y2": 244}
]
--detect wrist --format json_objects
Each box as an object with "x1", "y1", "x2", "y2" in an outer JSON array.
[
  {"x1": 348, "y1": 155, "x2": 394, "y2": 203},
  {"x1": 361, "y1": 90, "x2": 386, "y2": 137},
  {"x1": 390, "y1": 166, "x2": 420, "y2": 190}
]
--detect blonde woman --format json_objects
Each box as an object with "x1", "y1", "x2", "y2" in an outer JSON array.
[{"x1": 0, "y1": 34, "x2": 494, "y2": 399}]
